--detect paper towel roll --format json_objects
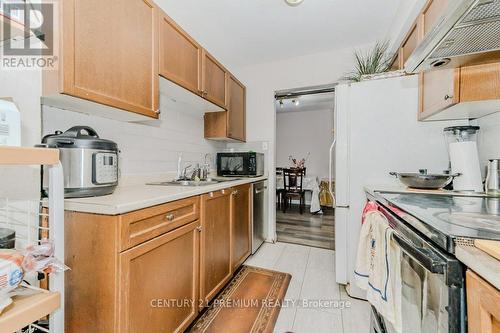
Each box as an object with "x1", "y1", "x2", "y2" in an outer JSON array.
[{"x1": 449, "y1": 141, "x2": 483, "y2": 192}]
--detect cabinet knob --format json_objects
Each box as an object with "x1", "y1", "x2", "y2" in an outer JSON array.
[
  {"x1": 444, "y1": 94, "x2": 453, "y2": 101},
  {"x1": 232, "y1": 190, "x2": 238, "y2": 196},
  {"x1": 221, "y1": 189, "x2": 226, "y2": 194},
  {"x1": 196, "y1": 226, "x2": 203, "y2": 232},
  {"x1": 209, "y1": 192, "x2": 214, "y2": 198},
  {"x1": 165, "y1": 213, "x2": 175, "y2": 221}
]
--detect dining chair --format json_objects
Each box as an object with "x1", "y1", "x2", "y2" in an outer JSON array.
[{"x1": 282, "y1": 167, "x2": 306, "y2": 214}]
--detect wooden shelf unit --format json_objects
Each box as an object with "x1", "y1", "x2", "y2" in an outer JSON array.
[{"x1": 0, "y1": 292, "x2": 61, "y2": 333}]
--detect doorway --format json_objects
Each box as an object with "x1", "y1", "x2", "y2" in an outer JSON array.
[{"x1": 274, "y1": 85, "x2": 336, "y2": 250}]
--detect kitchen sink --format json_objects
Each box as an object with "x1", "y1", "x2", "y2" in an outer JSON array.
[{"x1": 146, "y1": 178, "x2": 240, "y2": 187}]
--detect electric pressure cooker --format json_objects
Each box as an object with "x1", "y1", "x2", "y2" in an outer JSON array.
[{"x1": 42, "y1": 126, "x2": 119, "y2": 198}]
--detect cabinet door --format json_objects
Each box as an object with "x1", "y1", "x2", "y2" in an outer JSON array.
[
  {"x1": 159, "y1": 12, "x2": 201, "y2": 95},
  {"x1": 400, "y1": 24, "x2": 420, "y2": 67},
  {"x1": 62, "y1": 0, "x2": 159, "y2": 118},
  {"x1": 201, "y1": 51, "x2": 227, "y2": 109},
  {"x1": 227, "y1": 75, "x2": 246, "y2": 141},
  {"x1": 466, "y1": 270, "x2": 500, "y2": 333},
  {"x1": 119, "y1": 221, "x2": 200, "y2": 333},
  {"x1": 422, "y1": 0, "x2": 449, "y2": 37},
  {"x1": 200, "y1": 190, "x2": 232, "y2": 304},
  {"x1": 419, "y1": 68, "x2": 459, "y2": 117},
  {"x1": 231, "y1": 184, "x2": 252, "y2": 271}
]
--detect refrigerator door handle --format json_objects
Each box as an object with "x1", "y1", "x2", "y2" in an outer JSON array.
[{"x1": 329, "y1": 130, "x2": 337, "y2": 207}]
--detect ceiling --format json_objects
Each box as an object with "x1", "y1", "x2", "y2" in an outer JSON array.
[
  {"x1": 157, "y1": 0, "x2": 404, "y2": 68},
  {"x1": 276, "y1": 92, "x2": 335, "y2": 113}
]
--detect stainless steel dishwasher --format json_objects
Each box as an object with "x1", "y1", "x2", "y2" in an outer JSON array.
[{"x1": 252, "y1": 181, "x2": 267, "y2": 254}]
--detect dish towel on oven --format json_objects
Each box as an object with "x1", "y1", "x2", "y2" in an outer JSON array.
[{"x1": 355, "y1": 202, "x2": 402, "y2": 333}]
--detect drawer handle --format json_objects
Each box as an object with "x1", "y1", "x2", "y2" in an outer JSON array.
[
  {"x1": 209, "y1": 192, "x2": 214, "y2": 198},
  {"x1": 165, "y1": 213, "x2": 175, "y2": 221},
  {"x1": 221, "y1": 189, "x2": 226, "y2": 194}
]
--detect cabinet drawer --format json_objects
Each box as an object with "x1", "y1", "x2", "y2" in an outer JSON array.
[{"x1": 119, "y1": 196, "x2": 200, "y2": 251}]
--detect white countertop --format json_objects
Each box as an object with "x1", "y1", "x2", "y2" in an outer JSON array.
[
  {"x1": 63, "y1": 175, "x2": 268, "y2": 215},
  {"x1": 455, "y1": 245, "x2": 500, "y2": 290}
]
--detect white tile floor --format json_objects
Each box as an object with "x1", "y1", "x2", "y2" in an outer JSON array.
[{"x1": 244, "y1": 242, "x2": 371, "y2": 333}]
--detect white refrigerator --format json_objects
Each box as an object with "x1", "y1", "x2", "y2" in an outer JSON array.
[{"x1": 331, "y1": 75, "x2": 465, "y2": 298}]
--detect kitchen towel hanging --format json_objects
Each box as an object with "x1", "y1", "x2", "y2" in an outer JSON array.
[{"x1": 355, "y1": 202, "x2": 402, "y2": 333}]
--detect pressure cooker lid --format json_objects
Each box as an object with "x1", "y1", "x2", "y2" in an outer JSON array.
[{"x1": 43, "y1": 126, "x2": 118, "y2": 150}]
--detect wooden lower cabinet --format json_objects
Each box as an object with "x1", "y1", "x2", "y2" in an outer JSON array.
[
  {"x1": 466, "y1": 270, "x2": 500, "y2": 333},
  {"x1": 231, "y1": 184, "x2": 252, "y2": 271},
  {"x1": 65, "y1": 188, "x2": 252, "y2": 332},
  {"x1": 119, "y1": 221, "x2": 200, "y2": 333},
  {"x1": 200, "y1": 190, "x2": 232, "y2": 304}
]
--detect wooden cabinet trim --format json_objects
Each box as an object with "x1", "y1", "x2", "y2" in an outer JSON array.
[
  {"x1": 118, "y1": 220, "x2": 201, "y2": 333},
  {"x1": 119, "y1": 196, "x2": 200, "y2": 251}
]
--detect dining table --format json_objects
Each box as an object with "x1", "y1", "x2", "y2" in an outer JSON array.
[{"x1": 276, "y1": 174, "x2": 322, "y2": 213}]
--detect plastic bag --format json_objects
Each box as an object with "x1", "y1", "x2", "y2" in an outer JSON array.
[{"x1": 0, "y1": 242, "x2": 68, "y2": 314}]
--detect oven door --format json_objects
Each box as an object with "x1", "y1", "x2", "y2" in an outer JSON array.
[{"x1": 372, "y1": 205, "x2": 466, "y2": 333}]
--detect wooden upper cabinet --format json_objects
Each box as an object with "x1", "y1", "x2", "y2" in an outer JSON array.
[
  {"x1": 466, "y1": 270, "x2": 500, "y2": 333},
  {"x1": 227, "y1": 75, "x2": 246, "y2": 141},
  {"x1": 202, "y1": 51, "x2": 227, "y2": 109},
  {"x1": 159, "y1": 12, "x2": 202, "y2": 95},
  {"x1": 200, "y1": 190, "x2": 232, "y2": 304},
  {"x1": 231, "y1": 184, "x2": 251, "y2": 271},
  {"x1": 119, "y1": 221, "x2": 200, "y2": 333},
  {"x1": 400, "y1": 24, "x2": 420, "y2": 68},
  {"x1": 420, "y1": 61, "x2": 500, "y2": 119},
  {"x1": 422, "y1": 0, "x2": 449, "y2": 37},
  {"x1": 420, "y1": 68, "x2": 459, "y2": 116},
  {"x1": 56, "y1": 0, "x2": 159, "y2": 118}
]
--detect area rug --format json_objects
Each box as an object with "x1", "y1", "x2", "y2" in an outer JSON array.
[{"x1": 188, "y1": 265, "x2": 291, "y2": 333}]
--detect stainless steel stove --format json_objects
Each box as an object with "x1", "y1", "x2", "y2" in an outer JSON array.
[
  {"x1": 366, "y1": 190, "x2": 500, "y2": 333},
  {"x1": 378, "y1": 192, "x2": 500, "y2": 253}
]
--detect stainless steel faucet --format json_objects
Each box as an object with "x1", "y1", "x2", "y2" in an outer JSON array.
[{"x1": 181, "y1": 164, "x2": 192, "y2": 180}]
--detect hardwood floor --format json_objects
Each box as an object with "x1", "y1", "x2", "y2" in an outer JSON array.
[{"x1": 276, "y1": 205, "x2": 334, "y2": 250}]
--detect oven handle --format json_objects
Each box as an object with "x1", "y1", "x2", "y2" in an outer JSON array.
[{"x1": 392, "y1": 233, "x2": 445, "y2": 274}]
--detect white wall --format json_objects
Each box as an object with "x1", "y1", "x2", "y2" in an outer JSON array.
[
  {"x1": 232, "y1": 45, "x2": 361, "y2": 241},
  {"x1": 0, "y1": 69, "x2": 42, "y2": 199},
  {"x1": 42, "y1": 102, "x2": 225, "y2": 177},
  {"x1": 276, "y1": 109, "x2": 333, "y2": 179},
  {"x1": 476, "y1": 112, "x2": 500, "y2": 174}
]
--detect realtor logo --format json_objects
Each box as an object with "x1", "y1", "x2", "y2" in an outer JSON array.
[{"x1": 1, "y1": 1, "x2": 58, "y2": 70}]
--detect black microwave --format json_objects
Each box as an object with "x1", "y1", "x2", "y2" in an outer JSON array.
[{"x1": 217, "y1": 152, "x2": 264, "y2": 177}]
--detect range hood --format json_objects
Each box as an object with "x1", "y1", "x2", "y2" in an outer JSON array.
[{"x1": 405, "y1": 0, "x2": 500, "y2": 73}]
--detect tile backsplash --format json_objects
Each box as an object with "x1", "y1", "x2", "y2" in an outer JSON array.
[{"x1": 42, "y1": 105, "x2": 225, "y2": 177}]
